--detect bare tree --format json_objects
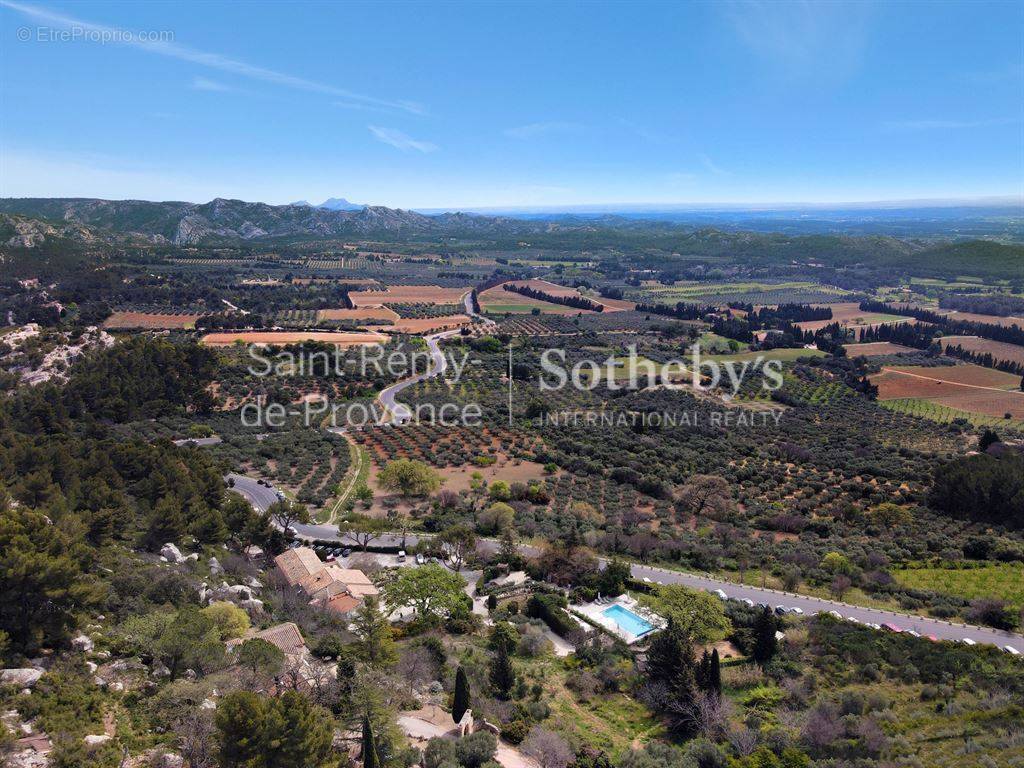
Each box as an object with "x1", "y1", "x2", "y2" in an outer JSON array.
[
  {"x1": 676, "y1": 475, "x2": 733, "y2": 520},
  {"x1": 175, "y1": 710, "x2": 217, "y2": 768},
  {"x1": 522, "y1": 727, "x2": 574, "y2": 768},
  {"x1": 830, "y1": 574, "x2": 853, "y2": 600},
  {"x1": 684, "y1": 691, "x2": 733, "y2": 741}
]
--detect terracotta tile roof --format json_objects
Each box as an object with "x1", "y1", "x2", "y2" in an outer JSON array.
[
  {"x1": 323, "y1": 593, "x2": 361, "y2": 615},
  {"x1": 252, "y1": 622, "x2": 307, "y2": 657},
  {"x1": 273, "y1": 547, "x2": 324, "y2": 586}
]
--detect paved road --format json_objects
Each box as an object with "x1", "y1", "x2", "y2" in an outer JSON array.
[
  {"x1": 227, "y1": 473, "x2": 280, "y2": 513},
  {"x1": 222, "y1": 482, "x2": 1024, "y2": 653},
  {"x1": 173, "y1": 436, "x2": 223, "y2": 447},
  {"x1": 376, "y1": 329, "x2": 461, "y2": 423},
  {"x1": 462, "y1": 289, "x2": 495, "y2": 325}
]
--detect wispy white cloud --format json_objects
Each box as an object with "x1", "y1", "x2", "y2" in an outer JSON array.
[
  {"x1": 504, "y1": 121, "x2": 584, "y2": 139},
  {"x1": 699, "y1": 154, "x2": 730, "y2": 176},
  {"x1": 721, "y1": 0, "x2": 872, "y2": 81},
  {"x1": 368, "y1": 126, "x2": 438, "y2": 153},
  {"x1": 618, "y1": 119, "x2": 667, "y2": 144},
  {"x1": 882, "y1": 117, "x2": 1019, "y2": 132},
  {"x1": 0, "y1": 0, "x2": 423, "y2": 114},
  {"x1": 191, "y1": 76, "x2": 230, "y2": 92}
]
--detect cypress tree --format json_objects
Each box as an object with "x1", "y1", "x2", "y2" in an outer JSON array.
[
  {"x1": 362, "y1": 715, "x2": 379, "y2": 768},
  {"x1": 452, "y1": 665, "x2": 471, "y2": 723},
  {"x1": 752, "y1": 607, "x2": 778, "y2": 667},
  {"x1": 709, "y1": 648, "x2": 722, "y2": 696},
  {"x1": 489, "y1": 623, "x2": 517, "y2": 698},
  {"x1": 696, "y1": 649, "x2": 711, "y2": 690},
  {"x1": 644, "y1": 618, "x2": 699, "y2": 737}
]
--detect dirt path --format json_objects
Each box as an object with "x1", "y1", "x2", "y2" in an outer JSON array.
[
  {"x1": 880, "y1": 367, "x2": 1024, "y2": 395},
  {"x1": 326, "y1": 436, "x2": 365, "y2": 524}
]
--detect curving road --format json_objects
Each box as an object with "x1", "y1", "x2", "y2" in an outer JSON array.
[
  {"x1": 376, "y1": 329, "x2": 462, "y2": 424},
  {"x1": 462, "y1": 289, "x2": 496, "y2": 325}
]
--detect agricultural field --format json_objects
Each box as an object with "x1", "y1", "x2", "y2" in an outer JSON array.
[
  {"x1": 940, "y1": 309, "x2": 1024, "y2": 328},
  {"x1": 318, "y1": 306, "x2": 400, "y2": 322},
  {"x1": 627, "y1": 280, "x2": 852, "y2": 307},
  {"x1": 367, "y1": 314, "x2": 474, "y2": 334},
  {"x1": 794, "y1": 302, "x2": 913, "y2": 333},
  {"x1": 843, "y1": 341, "x2": 917, "y2": 356},
  {"x1": 872, "y1": 363, "x2": 1024, "y2": 421},
  {"x1": 349, "y1": 284, "x2": 469, "y2": 306},
  {"x1": 941, "y1": 335, "x2": 1024, "y2": 365},
  {"x1": 200, "y1": 330, "x2": 386, "y2": 346},
  {"x1": 876, "y1": 363, "x2": 1022, "y2": 389},
  {"x1": 894, "y1": 563, "x2": 1024, "y2": 609},
  {"x1": 878, "y1": 397, "x2": 1024, "y2": 429},
  {"x1": 504, "y1": 279, "x2": 635, "y2": 311},
  {"x1": 479, "y1": 282, "x2": 596, "y2": 315},
  {"x1": 102, "y1": 310, "x2": 203, "y2": 329}
]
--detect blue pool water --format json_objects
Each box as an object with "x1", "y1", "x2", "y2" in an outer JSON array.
[{"x1": 602, "y1": 604, "x2": 654, "y2": 636}]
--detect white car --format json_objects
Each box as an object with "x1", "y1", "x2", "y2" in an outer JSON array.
[
  {"x1": 397, "y1": 550, "x2": 407, "y2": 562},
  {"x1": 846, "y1": 616, "x2": 861, "y2": 624},
  {"x1": 829, "y1": 610, "x2": 843, "y2": 620},
  {"x1": 742, "y1": 598, "x2": 755, "y2": 607},
  {"x1": 790, "y1": 607, "x2": 804, "y2": 616},
  {"x1": 906, "y1": 630, "x2": 920, "y2": 638},
  {"x1": 415, "y1": 553, "x2": 426, "y2": 565},
  {"x1": 1003, "y1": 645, "x2": 1020, "y2": 655},
  {"x1": 961, "y1": 638, "x2": 977, "y2": 646},
  {"x1": 713, "y1": 589, "x2": 728, "y2": 600}
]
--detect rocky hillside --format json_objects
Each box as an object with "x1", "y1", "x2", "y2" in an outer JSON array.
[{"x1": 0, "y1": 197, "x2": 517, "y2": 245}]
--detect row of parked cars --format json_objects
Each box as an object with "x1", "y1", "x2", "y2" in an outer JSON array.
[{"x1": 707, "y1": 588, "x2": 1020, "y2": 656}]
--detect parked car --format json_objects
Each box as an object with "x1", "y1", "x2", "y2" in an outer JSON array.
[
  {"x1": 713, "y1": 589, "x2": 728, "y2": 600},
  {"x1": 828, "y1": 610, "x2": 843, "y2": 619},
  {"x1": 415, "y1": 553, "x2": 426, "y2": 565},
  {"x1": 1003, "y1": 645, "x2": 1020, "y2": 655},
  {"x1": 881, "y1": 623, "x2": 902, "y2": 633},
  {"x1": 789, "y1": 607, "x2": 804, "y2": 615},
  {"x1": 775, "y1": 606, "x2": 788, "y2": 615},
  {"x1": 341, "y1": 548, "x2": 352, "y2": 558},
  {"x1": 397, "y1": 550, "x2": 407, "y2": 562},
  {"x1": 741, "y1": 598, "x2": 755, "y2": 607},
  {"x1": 960, "y1": 638, "x2": 977, "y2": 646}
]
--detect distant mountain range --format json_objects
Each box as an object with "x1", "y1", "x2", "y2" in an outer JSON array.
[
  {"x1": 0, "y1": 197, "x2": 507, "y2": 246},
  {"x1": 288, "y1": 197, "x2": 365, "y2": 211},
  {"x1": 0, "y1": 196, "x2": 1021, "y2": 256}
]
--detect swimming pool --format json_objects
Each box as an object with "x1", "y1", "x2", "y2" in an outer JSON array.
[{"x1": 602, "y1": 604, "x2": 655, "y2": 637}]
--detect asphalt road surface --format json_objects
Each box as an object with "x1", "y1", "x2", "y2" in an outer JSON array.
[
  {"x1": 376, "y1": 329, "x2": 461, "y2": 424},
  {"x1": 224, "y1": 317, "x2": 1024, "y2": 654},
  {"x1": 224, "y1": 472, "x2": 1024, "y2": 652},
  {"x1": 462, "y1": 290, "x2": 495, "y2": 325}
]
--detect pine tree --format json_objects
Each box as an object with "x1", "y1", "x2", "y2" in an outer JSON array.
[
  {"x1": 452, "y1": 665, "x2": 471, "y2": 723},
  {"x1": 362, "y1": 715, "x2": 379, "y2": 768},
  {"x1": 752, "y1": 607, "x2": 778, "y2": 667}
]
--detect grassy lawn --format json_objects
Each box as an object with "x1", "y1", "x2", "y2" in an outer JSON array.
[{"x1": 894, "y1": 563, "x2": 1024, "y2": 609}]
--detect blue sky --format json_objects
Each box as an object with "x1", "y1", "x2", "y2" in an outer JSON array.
[{"x1": 0, "y1": 0, "x2": 1021, "y2": 209}]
